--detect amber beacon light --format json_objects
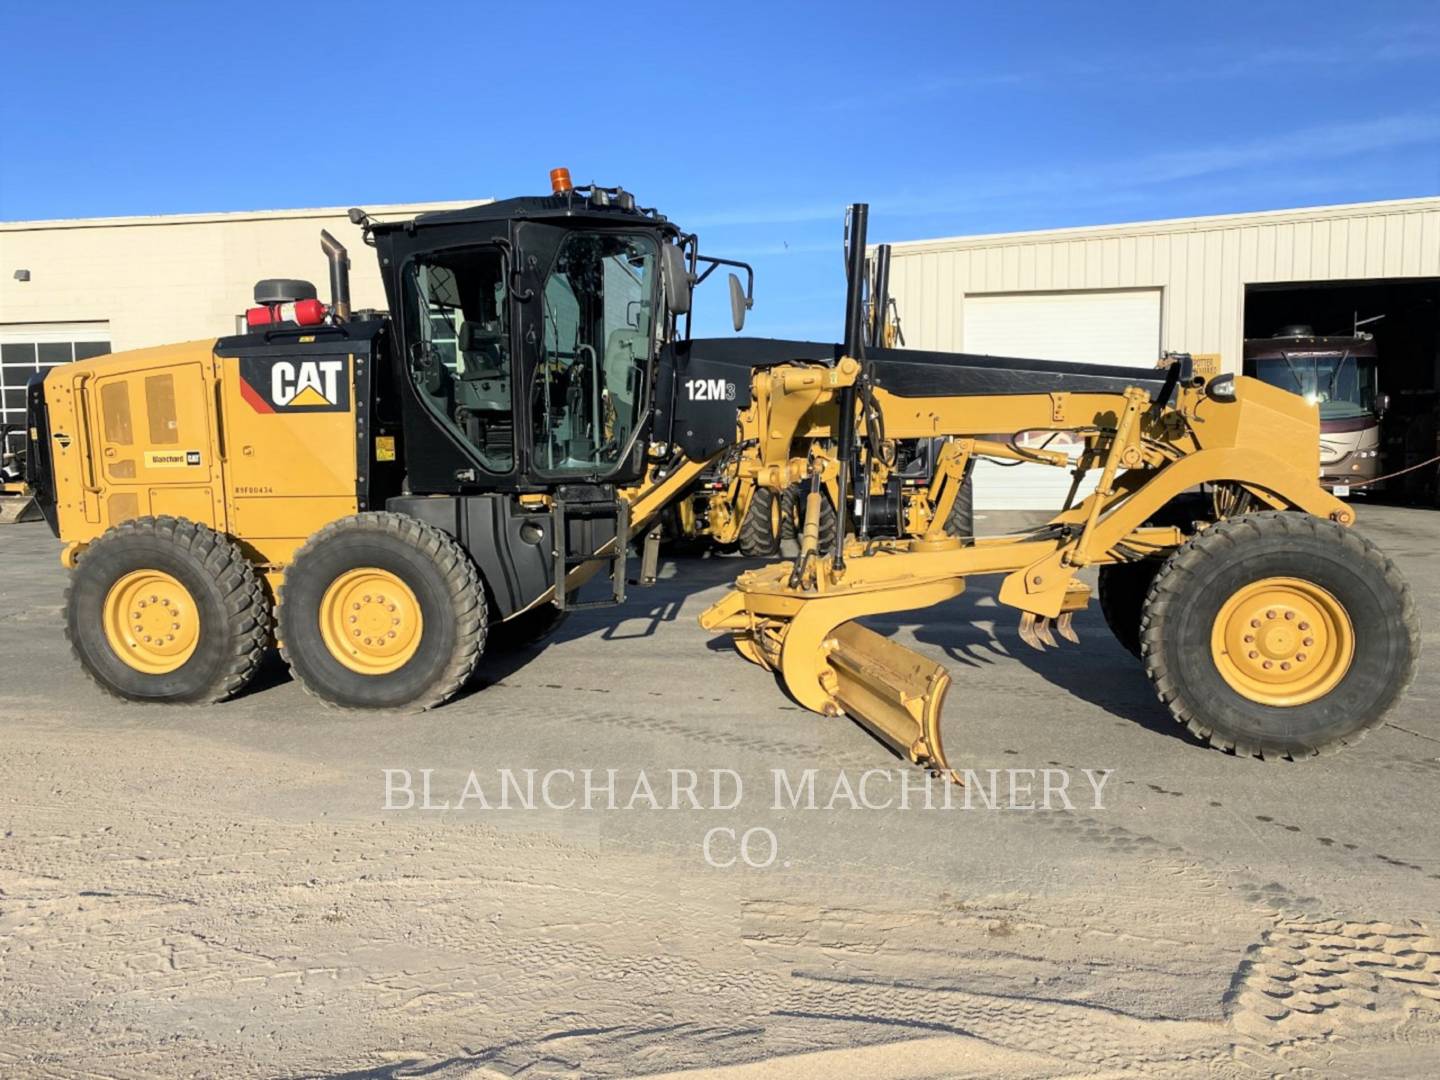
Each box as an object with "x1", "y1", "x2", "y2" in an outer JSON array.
[{"x1": 549, "y1": 167, "x2": 573, "y2": 194}]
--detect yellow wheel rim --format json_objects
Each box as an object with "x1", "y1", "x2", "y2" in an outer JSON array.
[
  {"x1": 318, "y1": 567, "x2": 423, "y2": 675},
  {"x1": 1210, "y1": 576, "x2": 1354, "y2": 707},
  {"x1": 103, "y1": 570, "x2": 200, "y2": 675}
]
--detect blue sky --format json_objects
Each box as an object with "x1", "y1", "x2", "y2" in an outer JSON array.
[{"x1": 2, "y1": 1, "x2": 1437, "y2": 337}]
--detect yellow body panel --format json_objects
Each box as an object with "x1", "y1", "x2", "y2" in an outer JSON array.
[{"x1": 43, "y1": 339, "x2": 359, "y2": 580}]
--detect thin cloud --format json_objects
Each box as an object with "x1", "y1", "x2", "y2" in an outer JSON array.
[{"x1": 684, "y1": 111, "x2": 1440, "y2": 230}]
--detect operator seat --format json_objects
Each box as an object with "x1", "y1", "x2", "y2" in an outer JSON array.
[
  {"x1": 458, "y1": 320, "x2": 506, "y2": 377},
  {"x1": 602, "y1": 327, "x2": 647, "y2": 427}
]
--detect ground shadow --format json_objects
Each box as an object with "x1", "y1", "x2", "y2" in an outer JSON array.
[{"x1": 862, "y1": 576, "x2": 1200, "y2": 748}]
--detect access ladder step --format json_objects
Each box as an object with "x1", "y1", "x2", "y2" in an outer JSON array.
[{"x1": 552, "y1": 496, "x2": 629, "y2": 612}]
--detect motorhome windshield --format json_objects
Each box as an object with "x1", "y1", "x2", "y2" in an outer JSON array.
[{"x1": 1254, "y1": 351, "x2": 1378, "y2": 420}]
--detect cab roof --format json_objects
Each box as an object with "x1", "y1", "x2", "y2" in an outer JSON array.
[{"x1": 369, "y1": 193, "x2": 679, "y2": 235}]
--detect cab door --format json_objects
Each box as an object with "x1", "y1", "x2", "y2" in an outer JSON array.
[{"x1": 513, "y1": 221, "x2": 655, "y2": 487}]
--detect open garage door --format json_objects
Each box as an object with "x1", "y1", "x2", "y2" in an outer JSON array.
[
  {"x1": 963, "y1": 289, "x2": 1161, "y2": 510},
  {"x1": 1245, "y1": 278, "x2": 1439, "y2": 506}
]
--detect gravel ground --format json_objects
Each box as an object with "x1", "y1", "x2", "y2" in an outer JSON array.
[{"x1": 1, "y1": 505, "x2": 1437, "y2": 1078}]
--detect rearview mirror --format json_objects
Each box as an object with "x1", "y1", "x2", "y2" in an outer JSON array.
[
  {"x1": 729, "y1": 272, "x2": 750, "y2": 332},
  {"x1": 662, "y1": 244, "x2": 691, "y2": 316},
  {"x1": 1376, "y1": 392, "x2": 1391, "y2": 416}
]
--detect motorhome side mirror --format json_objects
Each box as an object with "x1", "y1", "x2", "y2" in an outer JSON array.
[
  {"x1": 1376, "y1": 392, "x2": 1391, "y2": 416},
  {"x1": 661, "y1": 244, "x2": 691, "y2": 315},
  {"x1": 728, "y1": 272, "x2": 748, "y2": 332}
]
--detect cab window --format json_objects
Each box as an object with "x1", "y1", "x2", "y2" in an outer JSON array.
[
  {"x1": 405, "y1": 247, "x2": 513, "y2": 472},
  {"x1": 531, "y1": 231, "x2": 655, "y2": 475}
]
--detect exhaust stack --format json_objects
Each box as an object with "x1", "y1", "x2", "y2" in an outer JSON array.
[{"x1": 319, "y1": 230, "x2": 351, "y2": 321}]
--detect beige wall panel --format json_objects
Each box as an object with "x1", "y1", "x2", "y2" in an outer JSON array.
[
  {"x1": 885, "y1": 197, "x2": 1440, "y2": 375},
  {"x1": 1, "y1": 200, "x2": 484, "y2": 352}
]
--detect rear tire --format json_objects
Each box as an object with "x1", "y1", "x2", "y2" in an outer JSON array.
[
  {"x1": 1140, "y1": 511, "x2": 1418, "y2": 759},
  {"x1": 942, "y1": 461, "x2": 976, "y2": 539},
  {"x1": 278, "y1": 512, "x2": 485, "y2": 711},
  {"x1": 1099, "y1": 559, "x2": 1162, "y2": 660},
  {"x1": 738, "y1": 486, "x2": 782, "y2": 557},
  {"x1": 65, "y1": 516, "x2": 269, "y2": 703},
  {"x1": 490, "y1": 603, "x2": 568, "y2": 652},
  {"x1": 780, "y1": 486, "x2": 837, "y2": 553}
]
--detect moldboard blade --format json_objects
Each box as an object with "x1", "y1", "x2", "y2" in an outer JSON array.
[{"x1": 823, "y1": 621, "x2": 956, "y2": 781}]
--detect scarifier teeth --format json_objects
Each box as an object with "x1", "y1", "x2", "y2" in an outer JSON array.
[
  {"x1": 1018, "y1": 612, "x2": 1047, "y2": 651},
  {"x1": 1056, "y1": 611, "x2": 1079, "y2": 644},
  {"x1": 1035, "y1": 616, "x2": 1058, "y2": 648}
]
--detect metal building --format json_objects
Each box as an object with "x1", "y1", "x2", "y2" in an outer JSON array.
[
  {"x1": 0, "y1": 200, "x2": 481, "y2": 455},
  {"x1": 885, "y1": 196, "x2": 1440, "y2": 507}
]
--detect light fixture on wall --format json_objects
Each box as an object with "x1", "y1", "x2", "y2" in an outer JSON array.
[{"x1": 12, "y1": 269, "x2": 29, "y2": 282}]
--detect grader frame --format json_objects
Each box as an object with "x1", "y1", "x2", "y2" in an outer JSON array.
[{"x1": 700, "y1": 207, "x2": 1359, "y2": 779}]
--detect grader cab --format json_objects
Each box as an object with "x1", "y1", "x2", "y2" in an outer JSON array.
[{"x1": 23, "y1": 177, "x2": 1417, "y2": 775}]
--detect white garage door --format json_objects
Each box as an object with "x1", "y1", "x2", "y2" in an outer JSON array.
[{"x1": 962, "y1": 289, "x2": 1161, "y2": 511}]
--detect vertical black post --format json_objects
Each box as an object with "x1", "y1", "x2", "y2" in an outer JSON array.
[
  {"x1": 833, "y1": 204, "x2": 869, "y2": 570},
  {"x1": 869, "y1": 243, "x2": 891, "y2": 348},
  {"x1": 857, "y1": 242, "x2": 891, "y2": 539}
]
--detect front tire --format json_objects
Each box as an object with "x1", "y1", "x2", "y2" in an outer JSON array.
[
  {"x1": 278, "y1": 513, "x2": 485, "y2": 710},
  {"x1": 1140, "y1": 512, "x2": 1418, "y2": 759},
  {"x1": 65, "y1": 516, "x2": 270, "y2": 703}
]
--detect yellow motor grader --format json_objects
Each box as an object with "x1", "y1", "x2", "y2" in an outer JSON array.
[{"x1": 22, "y1": 180, "x2": 1417, "y2": 775}]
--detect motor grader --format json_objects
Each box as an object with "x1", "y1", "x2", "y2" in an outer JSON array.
[{"x1": 23, "y1": 177, "x2": 1417, "y2": 776}]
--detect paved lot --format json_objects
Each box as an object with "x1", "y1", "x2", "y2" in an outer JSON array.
[{"x1": 1, "y1": 506, "x2": 1437, "y2": 1078}]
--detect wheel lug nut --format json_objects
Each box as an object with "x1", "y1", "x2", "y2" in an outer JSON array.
[
  {"x1": 1280, "y1": 661, "x2": 1291, "y2": 671},
  {"x1": 1266, "y1": 610, "x2": 1276, "y2": 620},
  {"x1": 1302, "y1": 637, "x2": 1314, "y2": 647},
  {"x1": 1263, "y1": 660, "x2": 1273, "y2": 669},
  {"x1": 363, "y1": 595, "x2": 371, "y2": 603},
  {"x1": 352, "y1": 603, "x2": 360, "y2": 611},
  {"x1": 353, "y1": 629, "x2": 361, "y2": 637},
  {"x1": 1250, "y1": 619, "x2": 1260, "y2": 628},
  {"x1": 1284, "y1": 611, "x2": 1295, "y2": 620},
  {"x1": 1296, "y1": 653, "x2": 1307, "y2": 662},
  {"x1": 388, "y1": 630, "x2": 396, "y2": 639},
  {"x1": 1248, "y1": 650, "x2": 1259, "y2": 659},
  {"x1": 1244, "y1": 634, "x2": 1255, "y2": 643},
  {"x1": 1298, "y1": 622, "x2": 1310, "y2": 631}
]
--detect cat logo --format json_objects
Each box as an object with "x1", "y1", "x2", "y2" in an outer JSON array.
[{"x1": 238, "y1": 355, "x2": 350, "y2": 413}]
